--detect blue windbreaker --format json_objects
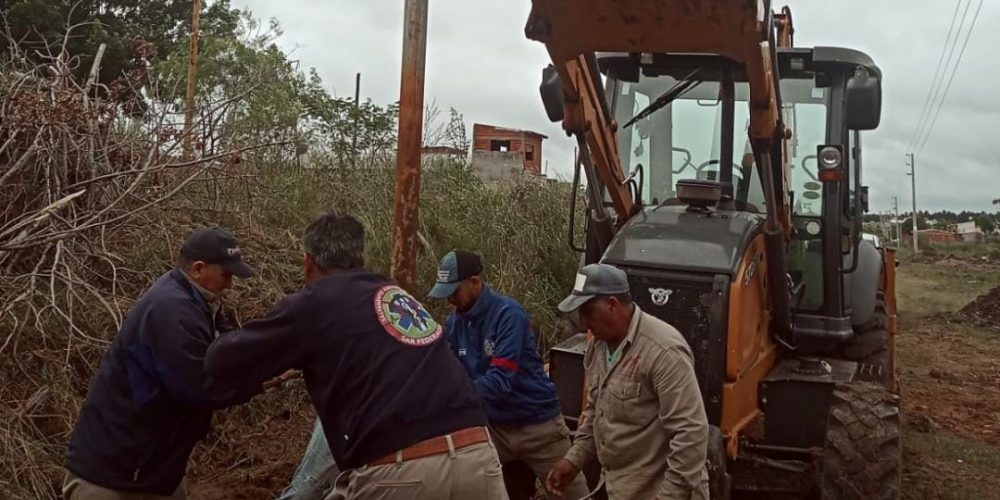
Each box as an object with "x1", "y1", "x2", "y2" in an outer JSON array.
[{"x1": 445, "y1": 286, "x2": 561, "y2": 426}]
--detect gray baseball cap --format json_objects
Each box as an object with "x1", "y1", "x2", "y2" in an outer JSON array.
[{"x1": 557, "y1": 263, "x2": 630, "y2": 313}]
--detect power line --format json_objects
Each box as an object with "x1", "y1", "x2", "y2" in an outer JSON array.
[
  {"x1": 917, "y1": 0, "x2": 985, "y2": 153},
  {"x1": 913, "y1": 0, "x2": 973, "y2": 150},
  {"x1": 908, "y1": 0, "x2": 963, "y2": 151}
]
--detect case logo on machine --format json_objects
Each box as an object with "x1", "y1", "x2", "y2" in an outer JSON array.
[{"x1": 648, "y1": 287, "x2": 673, "y2": 306}]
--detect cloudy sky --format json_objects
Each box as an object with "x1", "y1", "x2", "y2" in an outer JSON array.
[{"x1": 230, "y1": 0, "x2": 998, "y2": 213}]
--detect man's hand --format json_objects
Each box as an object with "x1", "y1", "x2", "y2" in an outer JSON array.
[
  {"x1": 262, "y1": 369, "x2": 301, "y2": 391},
  {"x1": 546, "y1": 458, "x2": 581, "y2": 497}
]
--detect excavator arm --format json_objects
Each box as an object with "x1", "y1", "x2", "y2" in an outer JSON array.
[
  {"x1": 526, "y1": 0, "x2": 791, "y2": 224},
  {"x1": 527, "y1": 0, "x2": 796, "y2": 339}
]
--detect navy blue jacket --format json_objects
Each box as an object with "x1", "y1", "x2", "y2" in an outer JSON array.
[
  {"x1": 67, "y1": 269, "x2": 258, "y2": 495},
  {"x1": 205, "y1": 268, "x2": 487, "y2": 470},
  {"x1": 445, "y1": 286, "x2": 561, "y2": 426}
]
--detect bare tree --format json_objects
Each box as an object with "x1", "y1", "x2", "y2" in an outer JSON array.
[
  {"x1": 422, "y1": 97, "x2": 446, "y2": 147},
  {"x1": 444, "y1": 107, "x2": 470, "y2": 153}
]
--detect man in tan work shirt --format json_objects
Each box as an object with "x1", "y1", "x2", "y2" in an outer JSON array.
[{"x1": 546, "y1": 263, "x2": 710, "y2": 500}]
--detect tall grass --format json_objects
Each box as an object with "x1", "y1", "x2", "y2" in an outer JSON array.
[{"x1": 0, "y1": 158, "x2": 584, "y2": 498}]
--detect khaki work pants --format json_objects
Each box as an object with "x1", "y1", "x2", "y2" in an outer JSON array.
[
  {"x1": 62, "y1": 472, "x2": 186, "y2": 500},
  {"x1": 324, "y1": 441, "x2": 508, "y2": 500},
  {"x1": 490, "y1": 416, "x2": 591, "y2": 500}
]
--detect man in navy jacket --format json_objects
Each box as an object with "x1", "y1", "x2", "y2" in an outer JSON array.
[
  {"x1": 429, "y1": 250, "x2": 590, "y2": 499},
  {"x1": 64, "y1": 227, "x2": 259, "y2": 499},
  {"x1": 205, "y1": 213, "x2": 506, "y2": 500}
]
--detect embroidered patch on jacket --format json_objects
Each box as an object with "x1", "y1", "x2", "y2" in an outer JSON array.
[
  {"x1": 483, "y1": 338, "x2": 496, "y2": 357},
  {"x1": 375, "y1": 286, "x2": 442, "y2": 346}
]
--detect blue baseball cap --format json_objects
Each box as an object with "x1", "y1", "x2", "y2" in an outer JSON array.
[{"x1": 428, "y1": 250, "x2": 483, "y2": 299}]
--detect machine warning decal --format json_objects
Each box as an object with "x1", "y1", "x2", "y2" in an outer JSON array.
[{"x1": 375, "y1": 286, "x2": 442, "y2": 346}]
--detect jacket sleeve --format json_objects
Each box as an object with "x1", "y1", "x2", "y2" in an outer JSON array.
[
  {"x1": 652, "y1": 346, "x2": 709, "y2": 499},
  {"x1": 563, "y1": 340, "x2": 598, "y2": 470},
  {"x1": 205, "y1": 293, "x2": 306, "y2": 391},
  {"x1": 133, "y1": 298, "x2": 259, "y2": 410},
  {"x1": 443, "y1": 314, "x2": 458, "y2": 355},
  {"x1": 474, "y1": 306, "x2": 527, "y2": 401}
]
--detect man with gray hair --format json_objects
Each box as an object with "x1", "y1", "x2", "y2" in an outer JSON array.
[
  {"x1": 545, "y1": 263, "x2": 710, "y2": 500},
  {"x1": 205, "y1": 211, "x2": 508, "y2": 500}
]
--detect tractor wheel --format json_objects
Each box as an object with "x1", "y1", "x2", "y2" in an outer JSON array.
[
  {"x1": 841, "y1": 294, "x2": 892, "y2": 385},
  {"x1": 821, "y1": 381, "x2": 901, "y2": 500}
]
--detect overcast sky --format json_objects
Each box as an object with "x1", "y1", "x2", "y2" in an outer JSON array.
[{"x1": 230, "y1": 0, "x2": 998, "y2": 213}]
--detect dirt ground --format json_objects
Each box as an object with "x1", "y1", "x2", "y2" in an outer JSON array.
[
  {"x1": 187, "y1": 396, "x2": 316, "y2": 499},
  {"x1": 896, "y1": 254, "x2": 1000, "y2": 499},
  {"x1": 184, "y1": 252, "x2": 1000, "y2": 499}
]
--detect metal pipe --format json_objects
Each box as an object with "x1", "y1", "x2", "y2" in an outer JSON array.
[
  {"x1": 391, "y1": 0, "x2": 429, "y2": 292},
  {"x1": 577, "y1": 134, "x2": 615, "y2": 256},
  {"x1": 756, "y1": 145, "x2": 792, "y2": 343},
  {"x1": 719, "y1": 65, "x2": 735, "y2": 203},
  {"x1": 568, "y1": 147, "x2": 585, "y2": 253}
]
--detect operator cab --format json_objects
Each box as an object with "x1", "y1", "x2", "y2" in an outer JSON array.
[{"x1": 590, "y1": 48, "x2": 881, "y2": 333}]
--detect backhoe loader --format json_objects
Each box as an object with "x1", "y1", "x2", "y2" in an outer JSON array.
[{"x1": 521, "y1": 1, "x2": 900, "y2": 497}]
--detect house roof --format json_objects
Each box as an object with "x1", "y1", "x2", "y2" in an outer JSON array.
[{"x1": 473, "y1": 123, "x2": 548, "y2": 140}]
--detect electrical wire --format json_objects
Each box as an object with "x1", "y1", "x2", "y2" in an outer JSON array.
[
  {"x1": 907, "y1": 0, "x2": 963, "y2": 151},
  {"x1": 917, "y1": 0, "x2": 985, "y2": 154}
]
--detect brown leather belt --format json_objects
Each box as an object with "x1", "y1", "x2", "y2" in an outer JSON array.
[{"x1": 368, "y1": 426, "x2": 490, "y2": 466}]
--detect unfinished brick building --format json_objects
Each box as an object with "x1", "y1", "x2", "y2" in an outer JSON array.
[{"x1": 472, "y1": 123, "x2": 547, "y2": 175}]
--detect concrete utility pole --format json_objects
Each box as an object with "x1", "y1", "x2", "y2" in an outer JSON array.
[
  {"x1": 183, "y1": 0, "x2": 202, "y2": 160},
  {"x1": 391, "y1": 0, "x2": 429, "y2": 292},
  {"x1": 907, "y1": 153, "x2": 918, "y2": 253},
  {"x1": 891, "y1": 196, "x2": 900, "y2": 245}
]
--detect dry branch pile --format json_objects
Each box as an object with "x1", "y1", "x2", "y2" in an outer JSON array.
[{"x1": 0, "y1": 34, "x2": 270, "y2": 498}]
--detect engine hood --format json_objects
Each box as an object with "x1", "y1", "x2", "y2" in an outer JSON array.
[{"x1": 602, "y1": 205, "x2": 765, "y2": 276}]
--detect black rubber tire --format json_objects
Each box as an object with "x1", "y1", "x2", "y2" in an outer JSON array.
[
  {"x1": 821, "y1": 381, "x2": 902, "y2": 500},
  {"x1": 840, "y1": 294, "x2": 892, "y2": 385}
]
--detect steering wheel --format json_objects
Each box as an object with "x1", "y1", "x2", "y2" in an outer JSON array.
[{"x1": 693, "y1": 159, "x2": 743, "y2": 178}]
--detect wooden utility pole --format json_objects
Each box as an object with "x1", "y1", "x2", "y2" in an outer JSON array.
[
  {"x1": 183, "y1": 0, "x2": 203, "y2": 159},
  {"x1": 390, "y1": 0, "x2": 429, "y2": 291}
]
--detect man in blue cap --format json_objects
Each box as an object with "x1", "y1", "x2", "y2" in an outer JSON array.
[{"x1": 429, "y1": 249, "x2": 590, "y2": 499}]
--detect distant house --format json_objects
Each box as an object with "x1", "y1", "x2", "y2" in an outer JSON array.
[
  {"x1": 914, "y1": 229, "x2": 958, "y2": 243},
  {"x1": 954, "y1": 221, "x2": 982, "y2": 243},
  {"x1": 471, "y1": 123, "x2": 548, "y2": 181}
]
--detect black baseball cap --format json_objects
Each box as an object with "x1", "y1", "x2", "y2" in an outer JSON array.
[
  {"x1": 428, "y1": 249, "x2": 483, "y2": 299},
  {"x1": 179, "y1": 227, "x2": 254, "y2": 279}
]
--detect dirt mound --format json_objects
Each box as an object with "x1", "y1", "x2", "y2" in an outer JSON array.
[
  {"x1": 912, "y1": 252, "x2": 1000, "y2": 268},
  {"x1": 959, "y1": 286, "x2": 1000, "y2": 328},
  {"x1": 935, "y1": 256, "x2": 972, "y2": 268}
]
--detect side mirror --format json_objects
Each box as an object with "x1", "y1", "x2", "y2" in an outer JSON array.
[
  {"x1": 859, "y1": 186, "x2": 870, "y2": 213},
  {"x1": 540, "y1": 65, "x2": 565, "y2": 123},
  {"x1": 846, "y1": 67, "x2": 881, "y2": 130}
]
